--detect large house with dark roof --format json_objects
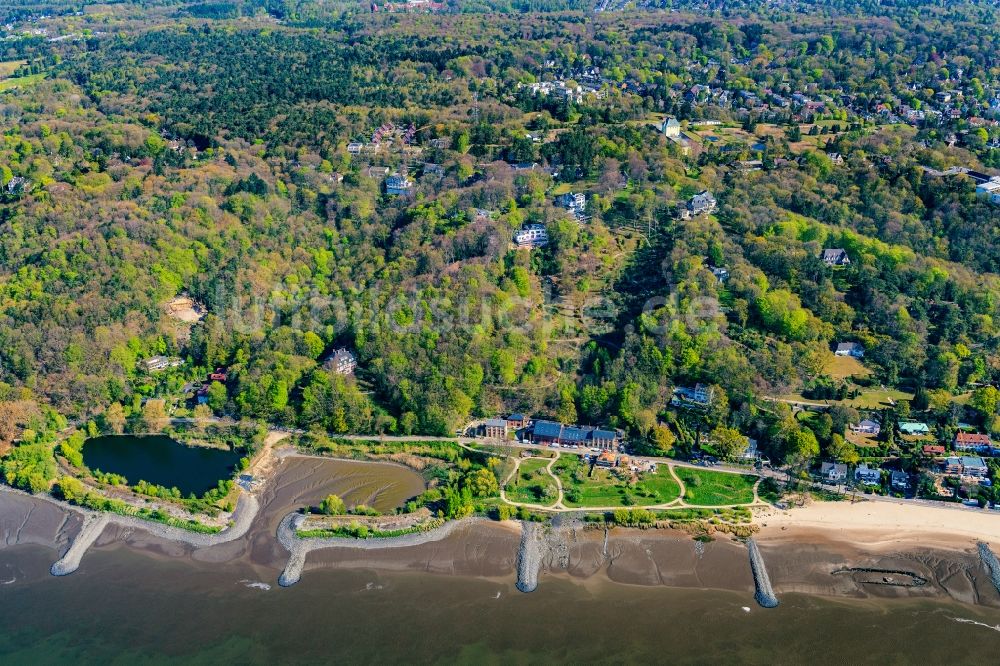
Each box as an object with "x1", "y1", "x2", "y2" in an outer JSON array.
[
  {"x1": 528, "y1": 420, "x2": 619, "y2": 450},
  {"x1": 821, "y1": 248, "x2": 851, "y2": 266},
  {"x1": 480, "y1": 419, "x2": 507, "y2": 439}
]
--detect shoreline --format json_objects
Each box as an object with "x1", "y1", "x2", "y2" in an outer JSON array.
[
  {"x1": 5, "y1": 457, "x2": 1000, "y2": 608},
  {"x1": 275, "y1": 512, "x2": 491, "y2": 586},
  {"x1": 0, "y1": 484, "x2": 261, "y2": 576}
]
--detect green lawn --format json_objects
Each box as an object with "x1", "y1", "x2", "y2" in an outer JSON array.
[
  {"x1": 505, "y1": 458, "x2": 558, "y2": 505},
  {"x1": 554, "y1": 455, "x2": 629, "y2": 507},
  {"x1": 0, "y1": 73, "x2": 44, "y2": 92},
  {"x1": 676, "y1": 467, "x2": 758, "y2": 506},
  {"x1": 844, "y1": 387, "x2": 913, "y2": 410},
  {"x1": 635, "y1": 466, "x2": 683, "y2": 504},
  {"x1": 553, "y1": 456, "x2": 681, "y2": 508}
]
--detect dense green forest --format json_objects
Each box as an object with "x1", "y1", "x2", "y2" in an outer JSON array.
[{"x1": 1, "y1": 0, "x2": 1000, "y2": 490}]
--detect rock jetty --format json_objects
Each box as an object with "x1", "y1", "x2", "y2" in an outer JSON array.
[
  {"x1": 747, "y1": 538, "x2": 779, "y2": 608},
  {"x1": 276, "y1": 512, "x2": 479, "y2": 587},
  {"x1": 977, "y1": 541, "x2": 1000, "y2": 596},
  {"x1": 50, "y1": 514, "x2": 110, "y2": 576},
  {"x1": 516, "y1": 522, "x2": 543, "y2": 593}
]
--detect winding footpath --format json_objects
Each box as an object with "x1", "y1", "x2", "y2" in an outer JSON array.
[{"x1": 499, "y1": 454, "x2": 769, "y2": 513}]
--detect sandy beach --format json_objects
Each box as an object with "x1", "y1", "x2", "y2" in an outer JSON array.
[
  {"x1": 3, "y1": 455, "x2": 1000, "y2": 609},
  {"x1": 757, "y1": 498, "x2": 1000, "y2": 549}
]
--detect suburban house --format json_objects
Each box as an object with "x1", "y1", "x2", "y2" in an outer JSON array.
[
  {"x1": 513, "y1": 223, "x2": 549, "y2": 248},
  {"x1": 961, "y1": 456, "x2": 989, "y2": 478},
  {"x1": 890, "y1": 471, "x2": 910, "y2": 491},
  {"x1": 687, "y1": 190, "x2": 718, "y2": 216},
  {"x1": 855, "y1": 463, "x2": 881, "y2": 485},
  {"x1": 208, "y1": 368, "x2": 228, "y2": 383},
  {"x1": 851, "y1": 419, "x2": 880, "y2": 436},
  {"x1": 528, "y1": 420, "x2": 619, "y2": 449},
  {"x1": 142, "y1": 355, "x2": 182, "y2": 372},
  {"x1": 480, "y1": 419, "x2": 507, "y2": 440},
  {"x1": 385, "y1": 174, "x2": 413, "y2": 196},
  {"x1": 954, "y1": 432, "x2": 991, "y2": 453},
  {"x1": 671, "y1": 383, "x2": 714, "y2": 409},
  {"x1": 899, "y1": 422, "x2": 931, "y2": 437},
  {"x1": 820, "y1": 462, "x2": 848, "y2": 483},
  {"x1": 821, "y1": 248, "x2": 851, "y2": 266},
  {"x1": 710, "y1": 266, "x2": 730, "y2": 283},
  {"x1": 922, "y1": 445, "x2": 946, "y2": 457},
  {"x1": 506, "y1": 413, "x2": 530, "y2": 430},
  {"x1": 834, "y1": 342, "x2": 865, "y2": 358},
  {"x1": 976, "y1": 179, "x2": 1000, "y2": 204},
  {"x1": 944, "y1": 455, "x2": 989, "y2": 478},
  {"x1": 738, "y1": 438, "x2": 760, "y2": 461},
  {"x1": 595, "y1": 450, "x2": 618, "y2": 468},
  {"x1": 324, "y1": 348, "x2": 358, "y2": 375},
  {"x1": 347, "y1": 141, "x2": 364, "y2": 155},
  {"x1": 555, "y1": 191, "x2": 586, "y2": 210},
  {"x1": 661, "y1": 116, "x2": 681, "y2": 138},
  {"x1": 943, "y1": 456, "x2": 964, "y2": 474}
]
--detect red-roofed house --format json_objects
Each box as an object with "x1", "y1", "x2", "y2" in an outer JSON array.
[
  {"x1": 954, "y1": 432, "x2": 991, "y2": 453},
  {"x1": 922, "y1": 445, "x2": 946, "y2": 457}
]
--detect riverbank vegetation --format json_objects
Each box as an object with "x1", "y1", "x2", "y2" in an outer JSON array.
[{"x1": 53, "y1": 476, "x2": 222, "y2": 534}]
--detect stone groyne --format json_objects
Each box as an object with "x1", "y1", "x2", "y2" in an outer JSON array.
[
  {"x1": 977, "y1": 542, "x2": 1000, "y2": 596},
  {"x1": 0, "y1": 486, "x2": 260, "y2": 577},
  {"x1": 747, "y1": 538, "x2": 779, "y2": 608},
  {"x1": 276, "y1": 512, "x2": 481, "y2": 587},
  {"x1": 516, "y1": 522, "x2": 543, "y2": 593},
  {"x1": 50, "y1": 514, "x2": 110, "y2": 576}
]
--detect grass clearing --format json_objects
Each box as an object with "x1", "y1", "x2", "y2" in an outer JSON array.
[
  {"x1": 505, "y1": 457, "x2": 558, "y2": 505},
  {"x1": 824, "y1": 354, "x2": 871, "y2": 380},
  {"x1": 553, "y1": 456, "x2": 681, "y2": 508},
  {"x1": 634, "y1": 466, "x2": 682, "y2": 504},
  {"x1": 0, "y1": 73, "x2": 45, "y2": 92},
  {"x1": 845, "y1": 387, "x2": 913, "y2": 410},
  {"x1": 0, "y1": 60, "x2": 26, "y2": 78},
  {"x1": 555, "y1": 456, "x2": 627, "y2": 507},
  {"x1": 676, "y1": 467, "x2": 757, "y2": 506}
]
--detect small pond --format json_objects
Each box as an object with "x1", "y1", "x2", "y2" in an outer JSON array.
[{"x1": 82, "y1": 435, "x2": 242, "y2": 497}]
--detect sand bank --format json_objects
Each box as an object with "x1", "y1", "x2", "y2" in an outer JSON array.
[{"x1": 757, "y1": 499, "x2": 1000, "y2": 549}]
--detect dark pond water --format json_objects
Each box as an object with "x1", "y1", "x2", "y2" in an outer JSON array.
[{"x1": 82, "y1": 435, "x2": 241, "y2": 496}]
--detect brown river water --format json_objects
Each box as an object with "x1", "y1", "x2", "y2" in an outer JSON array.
[{"x1": 1, "y1": 456, "x2": 1000, "y2": 664}]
